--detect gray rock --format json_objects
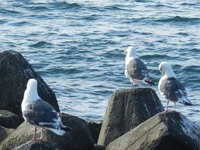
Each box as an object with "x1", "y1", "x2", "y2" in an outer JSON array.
[
  {"x1": 94, "y1": 144, "x2": 105, "y2": 150},
  {"x1": 43, "y1": 113, "x2": 94, "y2": 150},
  {"x1": 1, "y1": 113, "x2": 94, "y2": 150},
  {"x1": 0, "y1": 110, "x2": 23, "y2": 128},
  {"x1": 0, "y1": 122, "x2": 36, "y2": 150},
  {"x1": 98, "y1": 88, "x2": 164, "y2": 146},
  {"x1": 106, "y1": 112, "x2": 200, "y2": 150},
  {"x1": 13, "y1": 140, "x2": 60, "y2": 150},
  {"x1": 87, "y1": 120, "x2": 102, "y2": 143},
  {"x1": 0, "y1": 126, "x2": 14, "y2": 144},
  {"x1": 0, "y1": 50, "x2": 59, "y2": 116}
]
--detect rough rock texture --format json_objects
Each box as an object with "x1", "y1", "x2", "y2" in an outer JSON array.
[
  {"x1": 94, "y1": 144, "x2": 105, "y2": 150},
  {"x1": 13, "y1": 140, "x2": 60, "y2": 150},
  {"x1": 43, "y1": 113, "x2": 94, "y2": 150},
  {"x1": 87, "y1": 120, "x2": 102, "y2": 143},
  {"x1": 0, "y1": 50, "x2": 59, "y2": 116},
  {"x1": 0, "y1": 126, "x2": 14, "y2": 144},
  {"x1": 98, "y1": 88, "x2": 164, "y2": 146},
  {"x1": 106, "y1": 112, "x2": 200, "y2": 150},
  {"x1": 1, "y1": 113, "x2": 94, "y2": 150},
  {"x1": 0, "y1": 122, "x2": 37, "y2": 150},
  {"x1": 0, "y1": 110, "x2": 23, "y2": 128}
]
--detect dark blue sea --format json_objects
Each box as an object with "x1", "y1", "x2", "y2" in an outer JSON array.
[{"x1": 0, "y1": 0, "x2": 200, "y2": 123}]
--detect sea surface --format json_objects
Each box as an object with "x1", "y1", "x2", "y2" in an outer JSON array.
[{"x1": 0, "y1": 0, "x2": 200, "y2": 123}]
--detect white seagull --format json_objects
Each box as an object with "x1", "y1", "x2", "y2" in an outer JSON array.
[
  {"x1": 21, "y1": 78, "x2": 71, "y2": 141},
  {"x1": 158, "y1": 62, "x2": 192, "y2": 111},
  {"x1": 124, "y1": 46, "x2": 155, "y2": 87}
]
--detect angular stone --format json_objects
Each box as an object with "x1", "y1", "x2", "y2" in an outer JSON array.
[
  {"x1": 106, "y1": 112, "x2": 200, "y2": 150},
  {"x1": 0, "y1": 110, "x2": 23, "y2": 128},
  {"x1": 43, "y1": 113, "x2": 94, "y2": 150},
  {"x1": 13, "y1": 140, "x2": 60, "y2": 150},
  {"x1": 98, "y1": 88, "x2": 164, "y2": 146},
  {"x1": 94, "y1": 144, "x2": 105, "y2": 150},
  {"x1": 87, "y1": 120, "x2": 102, "y2": 143},
  {"x1": 0, "y1": 50, "x2": 59, "y2": 116},
  {"x1": 0, "y1": 126, "x2": 14, "y2": 144},
  {"x1": 1, "y1": 113, "x2": 94, "y2": 150}
]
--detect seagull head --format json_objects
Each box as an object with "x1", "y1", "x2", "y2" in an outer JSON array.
[
  {"x1": 124, "y1": 46, "x2": 137, "y2": 58},
  {"x1": 23, "y1": 78, "x2": 40, "y2": 102},
  {"x1": 159, "y1": 62, "x2": 176, "y2": 78}
]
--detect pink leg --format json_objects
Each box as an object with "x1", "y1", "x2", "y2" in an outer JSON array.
[
  {"x1": 39, "y1": 128, "x2": 43, "y2": 140},
  {"x1": 32, "y1": 127, "x2": 43, "y2": 141},
  {"x1": 32, "y1": 126, "x2": 37, "y2": 141},
  {"x1": 165, "y1": 101, "x2": 169, "y2": 112},
  {"x1": 173, "y1": 102, "x2": 176, "y2": 112}
]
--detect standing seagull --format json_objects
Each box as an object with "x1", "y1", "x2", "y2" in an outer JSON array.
[
  {"x1": 21, "y1": 78, "x2": 71, "y2": 141},
  {"x1": 158, "y1": 62, "x2": 192, "y2": 111},
  {"x1": 124, "y1": 46, "x2": 155, "y2": 87}
]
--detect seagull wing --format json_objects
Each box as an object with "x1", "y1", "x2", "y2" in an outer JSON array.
[
  {"x1": 23, "y1": 100, "x2": 63, "y2": 129},
  {"x1": 126, "y1": 58, "x2": 149, "y2": 80},
  {"x1": 159, "y1": 78, "x2": 192, "y2": 105}
]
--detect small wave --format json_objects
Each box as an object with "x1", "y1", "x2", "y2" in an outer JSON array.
[
  {"x1": 9, "y1": 21, "x2": 31, "y2": 26},
  {"x1": 156, "y1": 16, "x2": 200, "y2": 23},
  {"x1": 182, "y1": 65, "x2": 200, "y2": 73},
  {"x1": 140, "y1": 54, "x2": 172, "y2": 60},
  {"x1": 30, "y1": 41, "x2": 53, "y2": 48}
]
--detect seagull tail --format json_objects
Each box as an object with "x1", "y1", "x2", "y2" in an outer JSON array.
[
  {"x1": 61, "y1": 125, "x2": 72, "y2": 132},
  {"x1": 145, "y1": 79, "x2": 156, "y2": 86},
  {"x1": 179, "y1": 97, "x2": 192, "y2": 106},
  {"x1": 47, "y1": 128, "x2": 67, "y2": 136}
]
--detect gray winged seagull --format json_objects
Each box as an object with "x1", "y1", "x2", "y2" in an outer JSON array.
[
  {"x1": 158, "y1": 62, "x2": 192, "y2": 111},
  {"x1": 124, "y1": 46, "x2": 155, "y2": 87},
  {"x1": 21, "y1": 78, "x2": 71, "y2": 141}
]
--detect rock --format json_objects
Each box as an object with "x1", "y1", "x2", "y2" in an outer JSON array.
[
  {"x1": 87, "y1": 120, "x2": 102, "y2": 143},
  {"x1": 94, "y1": 144, "x2": 105, "y2": 150},
  {"x1": 43, "y1": 113, "x2": 94, "y2": 150},
  {"x1": 1, "y1": 113, "x2": 94, "y2": 150},
  {"x1": 0, "y1": 122, "x2": 37, "y2": 150},
  {"x1": 0, "y1": 110, "x2": 23, "y2": 128},
  {"x1": 98, "y1": 88, "x2": 164, "y2": 146},
  {"x1": 0, "y1": 50, "x2": 59, "y2": 116},
  {"x1": 106, "y1": 112, "x2": 200, "y2": 150},
  {"x1": 13, "y1": 140, "x2": 60, "y2": 150},
  {"x1": 0, "y1": 126, "x2": 14, "y2": 144}
]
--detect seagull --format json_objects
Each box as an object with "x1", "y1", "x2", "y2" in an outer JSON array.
[
  {"x1": 124, "y1": 46, "x2": 155, "y2": 87},
  {"x1": 158, "y1": 62, "x2": 192, "y2": 111},
  {"x1": 21, "y1": 78, "x2": 71, "y2": 141}
]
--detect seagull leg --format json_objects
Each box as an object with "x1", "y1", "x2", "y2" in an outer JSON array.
[
  {"x1": 173, "y1": 102, "x2": 176, "y2": 112},
  {"x1": 165, "y1": 101, "x2": 169, "y2": 112},
  {"x1": 39, "y1": 128, "x2": 43, "y2": 140},
  {"x1": 32, "y1": 127, "x2": 43, "y2": 141},
  {"x1": 32, "y1": 126, "x2": 37, "y2": 141}
]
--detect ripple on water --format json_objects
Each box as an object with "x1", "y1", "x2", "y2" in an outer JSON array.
[{"x1": 0, "y1": 0, "x2": 200, "y2": 123}]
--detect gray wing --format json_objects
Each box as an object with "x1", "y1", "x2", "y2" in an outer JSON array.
[
  {"x1": 159, "y1": 77, "x2": 188, "y2": 102},
  {"x1": 23, "y1": 100, "x2": 61, "y2": 129},
  {"x1": 127, "y1": 58, "x2": 149, "y2": 80}
]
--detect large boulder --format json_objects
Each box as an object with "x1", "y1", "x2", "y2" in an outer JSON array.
[
  {"x1": 13, "y1": 140, "x2": 60, "y2": 150},
  {"x1": 43, "y1": 113, "x2": 94, "y2": 150},
  {"x1": 106, "y1": 112, "x2": 200, "y2": 150},
  {"x1": 0, "y1": 126, "x2": 14, "y2": 144},
  {"x1": 98, "y1": 88, "x2": 164, "y2": 146},
  {"x1": 0, "y1": 50, "x2": 59, "y2": 116},
  {"x1": 1, "y1": 113, "x2": 94, "y2": 150},
  {"x1": 87, "y1": 120, "x2": 102, "y2": 143},
  {"x1": 0, "y1": 110, "x2": 23, "y2": 128}
]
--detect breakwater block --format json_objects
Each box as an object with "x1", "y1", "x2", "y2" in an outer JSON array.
[
  {"x1": 106, "y1": 112, "x2": 200, "y2": 150},
  {"x1": 98, "y1": 88, "x2": 164, "y2": 146}
]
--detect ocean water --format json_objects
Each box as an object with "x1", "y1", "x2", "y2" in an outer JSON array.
[{"x1": 0, "y1": 0, "x2": 200, "y2": 123}]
